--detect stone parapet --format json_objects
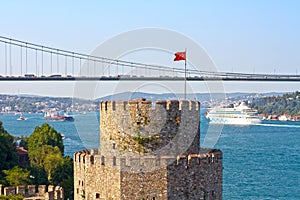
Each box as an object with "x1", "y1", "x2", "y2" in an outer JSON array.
[
  {"x1": 16, "y1": 185, "x2": 26, "y2": 196},
  {"x1": 100, "y1": 99, "x2": 199, "y2": 112},
  {"x1": 1, "y1": 185, "x2": 63, "y2": 200},
  {"x1": 4, "y1": 186, "x2": 15, "y2": 196},
  {"x1": 74, "y1": 149, "x2": 222, "y2": 172}
]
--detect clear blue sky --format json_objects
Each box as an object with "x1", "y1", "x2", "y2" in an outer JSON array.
[{"x1": 0, "y1": 0, "x2": 300, "y2": 98}]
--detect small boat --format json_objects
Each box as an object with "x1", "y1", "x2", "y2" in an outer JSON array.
[
  {"x1": 17, "y1": 114, "x2": 25, "y2": 121},
  {"x1": 63, "y1": 113, "x2": 75, "y2": 121}
]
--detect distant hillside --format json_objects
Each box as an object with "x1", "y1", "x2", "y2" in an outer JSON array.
[
  {"x1": 251, "y1": 91, "x2": 300, "y2": 116},
  {"x1": 96, "y1": 92, "x2": 282, "y2": 107},
  {"x1": 96, "y1": 91, "x2": 225, "y2": 102},
  {"x1": 0, "y1": 91, "x2": 286, "y2": 113},
  {"x1": 0, "y1": 94, "x2": 94, "y2": 113}
]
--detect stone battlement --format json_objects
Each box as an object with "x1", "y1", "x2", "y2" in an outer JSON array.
[
  {"x1": 0, "y1": 184, "x2": 63, "y2": 200},
  {"x1": 74, "y1": 149, "x2": 222, "y2": 171},
  {"x1": 100, "y1": 98, "x2": 199, "y2": 112}
]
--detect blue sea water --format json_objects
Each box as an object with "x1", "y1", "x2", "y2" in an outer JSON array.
[{"x1": 0, "y1": 111, "x2": 299, "y2": 200}]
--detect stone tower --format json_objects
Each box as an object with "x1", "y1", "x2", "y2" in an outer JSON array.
[{"x1": 74, "y1": 99, "x2": 222, "y2": 200}]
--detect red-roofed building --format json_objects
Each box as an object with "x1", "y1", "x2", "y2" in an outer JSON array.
[{"x1": 16, "y1": 147, "x2": 29, "y2": 167}]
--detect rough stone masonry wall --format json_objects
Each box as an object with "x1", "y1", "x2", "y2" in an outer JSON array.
[
  {"x1": 167, "y1": 149, "x2": 223, "y2": 200},
  {"x1": 74, "y1": 149, "x2": 222, "y2": 200},
  {"x1": 99, "y1": 99, "x2": 200, "y2": 156},
  {"x1": 74, "y1": 150, "x2": 121, "y2": 200},
  {"x1": 74, "y1": 99, "x2": 223, "y2": 200},
  {"x1": 0, "y1": 184, "x2": 63, "y2": 200}
]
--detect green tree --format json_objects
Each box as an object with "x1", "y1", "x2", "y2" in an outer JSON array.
[
  {"x1": 2, "y1": 166, "x2": 31, "y2": 186},
  {"x1": 27, "y1": 123, "x2": 64, "y2": 184},
  {"x1": 28, "y1": 123, "x2": 64, "y2": 168},
  {"x1": 251, "y1": 91, "x2": 300, "y2": 116},
  {"x1": 53, "y1": 156, "x2": 74, "y2": 200},
  {"x1": 42, "y1": 145, "x2": 63, "y2": 182},
  {"x1": 29, "y1": 167, "x2": 48, "y2": 185},
  {"x1": 29, "y1": 123, "x2": 64, "y2": 153},
  {"x1": 0, "y1": 121, "x2": 18, "y2": 172}
]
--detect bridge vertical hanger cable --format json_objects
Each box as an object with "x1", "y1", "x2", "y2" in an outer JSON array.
[
  {"x1": 51, "y1": 52, "x2": 53, "y2": 74},
  {"x1": 9, "y1": 40, "x2": 12, "y2": 76},
  {"x1": 41, "y1": 47, "x2": 43, "y2": 75},
  {"x1": 20, "y1": 46, "x2": 22, "y2": 76},
  {"x1": 72, "y1": 53, "x2": 74, "y2": 76},
  {"x1": 102, "y1": 58, "x2": 104, "y2": 76},
  {"x1": 108, "y1": 61, "x2": 110, "y2": 76},
  {"x1": 79, "y1": 58, "x2": 81, "y2": 76},
  {"x1": 65, "y1": 55, "x2": 67, "y2": 76},
  {"x1": 25, "y1": 43, "x2": 28, "y2": 74},
  {"x1": 36, "y1": 49, "x2": 38, "y2": 76},
  {"x1": 5, "y1": 42, "x2": 7, "y2": 76},
  {"x1": 94, "y1": 60, "x2": 96, "y2": 77},
  {"x1": 116, "y1": 61, "x2": 118, "y2": 76},
  {"x1": 87, "y1": 56, "x2": 90, "y2": 77},
  {"x1": 57, "y1": 49, "x2": 59, "y2": 74}
]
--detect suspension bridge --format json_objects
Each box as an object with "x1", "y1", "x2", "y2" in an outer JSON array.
[{"x1": 0, "y1": 35, "x2": 300, "y2": 82}]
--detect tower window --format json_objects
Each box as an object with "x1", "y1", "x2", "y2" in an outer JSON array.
[
  {"x1": 113, "y1": 156, "x2": 116, "y2": 166},
  {"x1": 101, "y1": 156, "x2": 105, "y2": 165},
  {"x1": 96, "y1": 193, "x2": 100, "y2": 198},
  {"x1": 90, "y1": 155, "x2": 94, "y2": 164}
]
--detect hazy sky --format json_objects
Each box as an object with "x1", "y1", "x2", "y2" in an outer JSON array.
[{"x1": 0, "y1": 0, "x2": 300, "y2": 98}]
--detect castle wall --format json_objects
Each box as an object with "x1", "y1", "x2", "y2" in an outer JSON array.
[
  {"x1": 120, "y1": 168, "x2": 168, "y2": 199},
  {"x1": 74, "y1": 150, "x2": 121, "y2": 200},
  {"x1": 74, "y1": 149, "x2": 222, "y2": 200},
  {"x1": 167, "y1": 149, "x2": 223, "y2": 200}
]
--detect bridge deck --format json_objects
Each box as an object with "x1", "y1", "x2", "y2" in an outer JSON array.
[{"x1": 0, "y1": 76, "x2": 300, "y2": 81}]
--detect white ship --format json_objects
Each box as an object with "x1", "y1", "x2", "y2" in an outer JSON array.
[{"x1": 205, "y1": 102, "x2": 262, "y2": 125}]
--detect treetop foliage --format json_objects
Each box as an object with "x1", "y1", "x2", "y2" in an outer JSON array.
[
  {"x1": 251, "y1": 91, "x2": 300, "y2": 116},
  {"x1": 0, "y1": 121, "x2": 18, "y2": 172},
  {"x1": 28, "y1": 123, "x2": 64, "y2": 155}
]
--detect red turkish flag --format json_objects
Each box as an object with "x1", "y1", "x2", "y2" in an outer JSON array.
[{"x1": 174, "y1": 51, "x2": 186, "y2": 61}]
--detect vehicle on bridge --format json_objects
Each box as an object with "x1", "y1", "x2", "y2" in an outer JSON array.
[
  {"x1": 24, "y1": 74, "x2": 36, "y2": 78},
  {"x1": 49, "y1": 74, "x2": 62, "y2": 78}
]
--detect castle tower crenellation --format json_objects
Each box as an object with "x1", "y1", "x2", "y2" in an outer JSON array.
[
  {"x1": 74, "y1": 99, "x2": 222, "y2": 200},
  {"x1": 74, "y1": 149, "x2": 222, "y2": 172}
]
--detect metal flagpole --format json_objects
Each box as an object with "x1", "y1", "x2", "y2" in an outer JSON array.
[{"x1": 184, "y1": 48, "x2": 187, "y2": 100}]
